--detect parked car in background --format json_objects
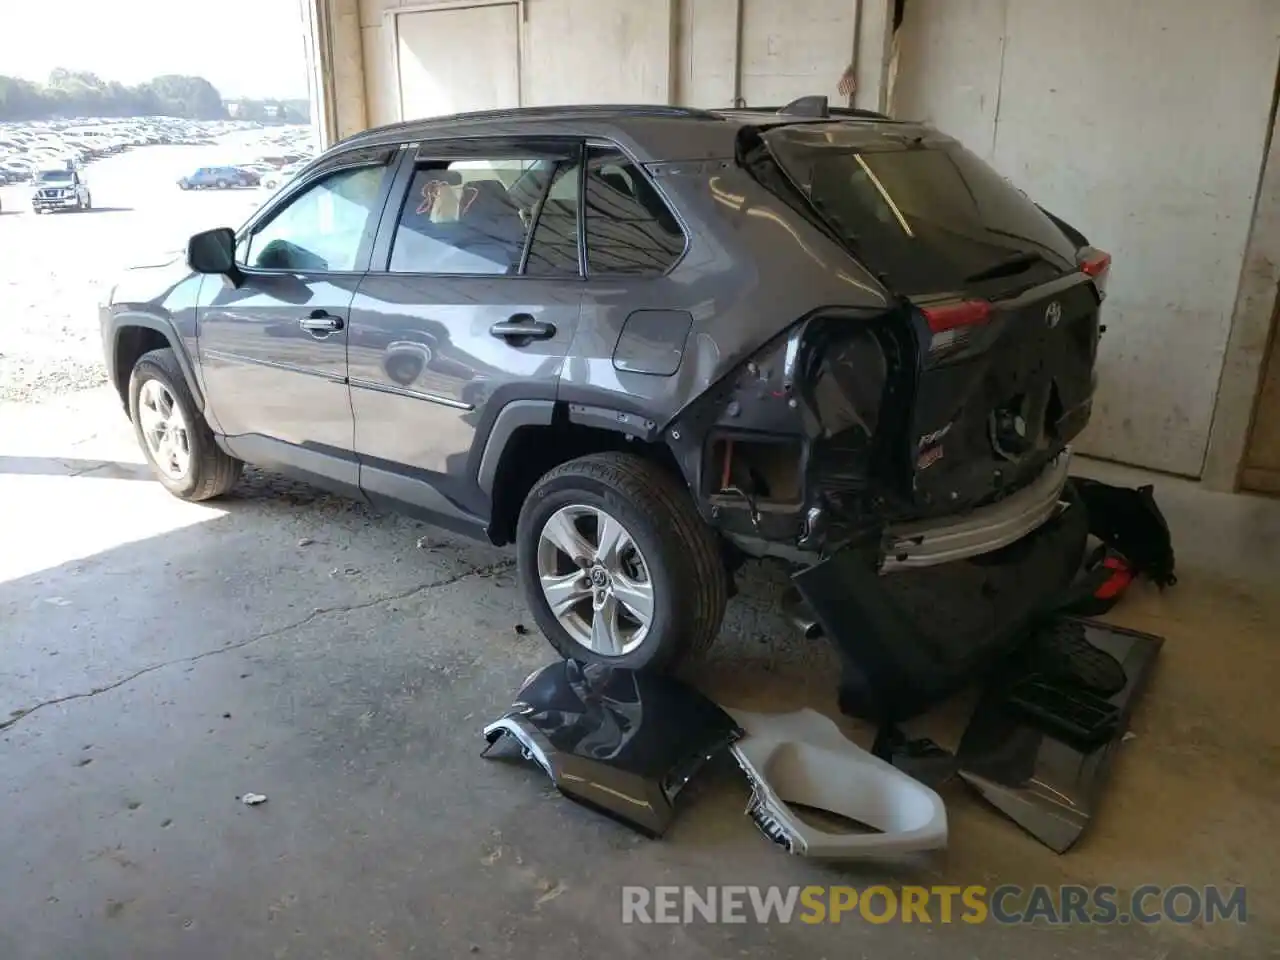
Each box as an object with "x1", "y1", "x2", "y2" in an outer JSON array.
[
  {"x1": 178, "y1": 166, "x2": 256, "y2": 190},
  {"x1": 32, "y1": 167, "x2": 91, "y2": 212},
  {"x1": 261, "y1": 161, "x2": 307, "y2": 189}
]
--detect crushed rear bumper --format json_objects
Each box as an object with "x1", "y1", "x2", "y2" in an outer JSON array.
[{"x1": 881, "y1": 450, "x2": 1072, "y2": 571}]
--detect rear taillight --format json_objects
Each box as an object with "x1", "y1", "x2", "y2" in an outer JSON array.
[
  {"x1": 920, "y1": 299, "x2": 992, "y2": 356},
  {"x1": 921, "y1": 300, "x2": 992, "y2": 334},
  {"x1": 1078, "y1": 247, "x2": 1111, "y2": 297}
]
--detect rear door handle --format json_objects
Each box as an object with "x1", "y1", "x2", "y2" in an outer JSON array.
[
  {"x1": 299, "y1": 310, "x2": 344, "y2": 335},
  {"x1": 489, "y1": 315, "x2": 556, "y2": 343}
]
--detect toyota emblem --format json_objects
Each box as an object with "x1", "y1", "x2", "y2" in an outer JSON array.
[{"x1": 1045, "y1": 301, "x2": 1063, "y2": 328}]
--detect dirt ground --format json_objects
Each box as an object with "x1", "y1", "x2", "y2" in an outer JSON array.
[{"x1": 0, "y1": 142, "x2": 262, "y2": 402}]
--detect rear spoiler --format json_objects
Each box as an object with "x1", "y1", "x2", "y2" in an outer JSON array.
[{"x1": 1037, "y1": 204, "x2": 1089, "y2": 248}]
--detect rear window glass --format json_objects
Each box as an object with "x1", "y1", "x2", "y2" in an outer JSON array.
[
  {"x1": 584, "y1": 149, "x2": 685, "y2": 276},
  {"x1": 762, "y1": 127, "x2": 1077, "y2": 295}
]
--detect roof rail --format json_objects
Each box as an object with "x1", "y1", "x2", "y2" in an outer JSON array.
[
  {"x1": 337, "y1": 103, "x2": 725, "y2": 146},
  {"x1": 436, "y1": 104, "x2": 724, "y2": 123}
]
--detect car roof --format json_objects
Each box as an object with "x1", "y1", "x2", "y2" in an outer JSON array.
[{"x1": 334, "y1": 102, "x2": 934, "y2": 163}]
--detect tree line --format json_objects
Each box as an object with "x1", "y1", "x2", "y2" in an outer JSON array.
[{"x1": 0, "y1": 70, "x2": 308, "y2": 123}]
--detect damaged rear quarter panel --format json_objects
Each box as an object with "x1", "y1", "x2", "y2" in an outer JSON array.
[
  {"x1": 556, "y1": 163, "x2": 890, "y2": 436},
  {"x1": 664, "y1": 308, "x2": 915, "y2": 554}
]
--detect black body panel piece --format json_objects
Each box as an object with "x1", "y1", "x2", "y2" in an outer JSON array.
[
  {"x1": 481, "y1": 660, "x2": 742, "y2": 837},
  {"x1": 956, "y1": 618, "x2": 1163, "y2": 853},
  {"x1": 793, "y1": 486, "x2": 1088, "y2": 721},
  {"x1": 1073, "y1": 478, "x2": 1177, "y2": 586}
]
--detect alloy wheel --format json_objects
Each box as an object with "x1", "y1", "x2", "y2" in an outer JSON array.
[
  {"x1": 535, "y1": 504, "x2": 655, "y2": 656},
  {"x1": 137, "y1": 379, "x2": 192, "y2": 480}
]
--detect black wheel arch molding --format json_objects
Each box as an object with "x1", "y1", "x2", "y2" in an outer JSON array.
[{"x1": 105, "y1": 312, "x2": 207, "y2": 414}]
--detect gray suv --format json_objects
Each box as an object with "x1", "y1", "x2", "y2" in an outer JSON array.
[{"x1": 101, "y1": 102, "x2": 1109, "y2": 671}]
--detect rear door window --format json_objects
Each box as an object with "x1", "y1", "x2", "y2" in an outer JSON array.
[
  {"x1": 584, "y1": 149, "x2": 685, "y2": 276},
  {"x1": 524, "y1": 160, "x2": 582, "y2": 277},
  {"x1": 761, "y1": 125, "x2": 1077, "y2": 295},
  {"x1": 388, "y1": 157, "x2": 555, "y2": 275}
]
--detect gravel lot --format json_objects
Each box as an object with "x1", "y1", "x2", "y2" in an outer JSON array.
[{"x1": 0, "y1": 138, "x2": 265, "y2": 403}]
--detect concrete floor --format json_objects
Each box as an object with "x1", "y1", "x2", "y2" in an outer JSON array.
[{"x1": 1, "y1": 388, "x2": 1277, "y2": 959}]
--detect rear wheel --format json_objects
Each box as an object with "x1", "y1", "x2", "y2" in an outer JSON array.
[
  {"x1": 129, "y1": 348, "x2": 242, "y2": 501},
  {"x1": 215, "y1": 178, "x2": 228, "y2": 189},
  {"x1": 516, "y1": 453, "x2": 728, "y2": 672}
]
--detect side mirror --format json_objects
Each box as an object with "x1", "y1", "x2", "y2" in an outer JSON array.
[{"x1": 187, "y1": 227, "x2": 237, "y2": 276}]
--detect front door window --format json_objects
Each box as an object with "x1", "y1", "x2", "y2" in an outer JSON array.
[{"x1": 244, "y1": 165, "x2": 386, "y2": 272}]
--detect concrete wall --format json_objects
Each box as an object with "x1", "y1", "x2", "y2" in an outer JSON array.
[
  {"x1": 358, "y1": 0, "x2": 676, "y2": 127},
  {"x1": 895, "y1": 0, "x2": 1280, "y2": 477},
  {"x1": 523, "y1": 0, "x2": 675, "y2": 106},
  {"x1": 305, "y1": 0, "x2": 368, "y2": 144},
  {"x1": 679, "y1": 0, "x2": 887, "y2": 110},
  {"x1": 1205, "y1": 98, "x2": 1280, "y2": 490},
  {"x1": 356, "y1": 0, "x2": 878, "y2": 122}
]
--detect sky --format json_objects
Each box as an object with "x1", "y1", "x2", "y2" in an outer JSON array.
[{"x1": 0, "y1": 0, "x2": 310, "y2": 99}]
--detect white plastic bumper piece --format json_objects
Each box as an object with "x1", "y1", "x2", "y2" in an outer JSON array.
[{"x1": 728, "y1": 708, "x2": 948, "y2": 858}]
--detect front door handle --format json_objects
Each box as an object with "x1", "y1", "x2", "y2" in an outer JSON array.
[
  {"x1": 299, "y1": 310, "x2": 344, "y2": 335},
  {"x1": 490, "y1": 315, "x2": 556, "y2": 343}
]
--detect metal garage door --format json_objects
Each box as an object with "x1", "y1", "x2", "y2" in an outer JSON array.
[
  {"x1": 392, "y1": 2, "x2": 520, "y2": 121},
  {"x1": 894, "y1": 0, "x2": 1280, "y2": 476}
]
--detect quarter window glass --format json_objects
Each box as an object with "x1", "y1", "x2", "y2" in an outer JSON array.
[
  {"x1": 244, "y1": 165, "x2": 386, "y2": 272},
  {"x1": 525, "y1": 161, "x2": 581, "y2": 277},
  {"x1": 388, "y1": 158, "x2": 554, "y2": 275},
  {"x1": 584, "y1": 150, "x2": 684, "y2": 276}
]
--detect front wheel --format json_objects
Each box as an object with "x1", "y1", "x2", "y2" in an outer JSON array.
[
  {"x1": 215, "y1": 179, "x2": 228, "y2": 189},
  {"x1": 516, "y1": 452, "x2": 728, "y2": 672},
  {"x1": 129, "y1": 348, "x2": 243, "y2": 501}
]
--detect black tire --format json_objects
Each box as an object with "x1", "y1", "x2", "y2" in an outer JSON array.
[
  {"x1": 128, "y1": 347, "x2": 242, "y2": 501},
  {"x1": 516, "y1": 452, "x2": 728, "y2": 672},
  {"x1": 215, "y1": 178, "x2": 228, "y2": 189},
  {"x1": 84, "y1": 193, "x2": 92, "y2": 210}
]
